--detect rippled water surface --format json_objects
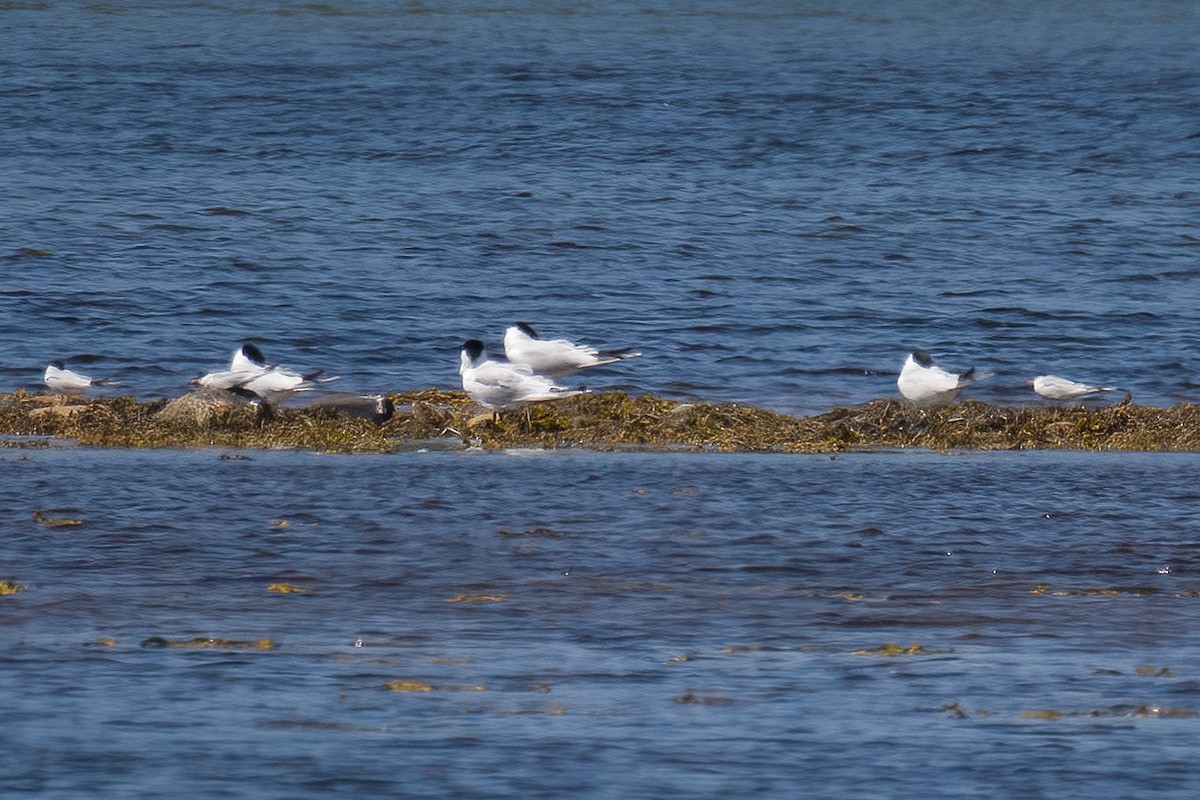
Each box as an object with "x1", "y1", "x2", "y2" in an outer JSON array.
[
  {"x1": 4, "y1": 447, "x2": 1200, "y2": 798},
  {"x1": 4, "y1": 1, "x2": 1200, "y2": 797},
  {"x1": 2, "y1": 1, "x2": 1199, "y2": 411}
]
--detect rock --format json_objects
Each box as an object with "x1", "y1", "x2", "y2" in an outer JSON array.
[
  {"x1": 156, "y1": 388, "x2": 262, "y2": 427},
  {"x1": 302, "y1": 392, "x2": 395, "y2": 424}
]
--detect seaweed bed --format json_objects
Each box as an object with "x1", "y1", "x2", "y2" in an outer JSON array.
[{"x1": 3, "y1": 389, "x2": 1200, "y2": 454}]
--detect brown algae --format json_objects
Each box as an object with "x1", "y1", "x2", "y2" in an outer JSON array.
[
  {"x1": 4, "y1": 389, "x2": 1200, "y2": 454},
  {"x1": 266, "y1": 583, "x2": 311, "y2": 594},
  {"x1": 852, "y1": 642, "x2": 928, "y2": 657},
  {"x1": 381, "y1": 680, "x2": 486, "y2": 693},
  {"x1": 32, "y1": 509, "x2": 84, "y2": 528},
  {"x1": 445, "y1": 593, "x2": 508, "y2": 604},
  {"x1": 1022, "y1": 705, "x2": 1198, "y2": 720},
  {"x1": 140, "y1": 636, "x2": 276, "y2": 650}
]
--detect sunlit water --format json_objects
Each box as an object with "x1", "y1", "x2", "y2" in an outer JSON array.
[
  {"x1": 3, "y1": 1, "x2": 1200, "y2": 797},
  {"x1": 4, "y1": 447, "x2": 1200, "y2": 798},
  {"x1": 2, "y1": 1, "x2": 1199, "y2": 412}
]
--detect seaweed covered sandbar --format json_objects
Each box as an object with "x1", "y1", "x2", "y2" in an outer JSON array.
[{"x1": 4, "y1": 389, "x2": 1200, "y2": 454}]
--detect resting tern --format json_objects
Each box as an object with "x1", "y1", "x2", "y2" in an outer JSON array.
[
  {"x1": 460, "y1": 339, "x2": 584, "y2": 418},
  {"x1": 193, "y1": 343, "x2": 270, "y2": 391},
  {"x1": 897, "y1": 349, "x2": 975, "y2": 405},
  {"x1": 43, "y1": 360, "x2": 113, "y2": 396},
  {"x1": 194, "y1": 342, "x2": 335, "y2": 405},
  {"x1": 1028, "y1": 375, "x2": 1117, "y2": 401}
]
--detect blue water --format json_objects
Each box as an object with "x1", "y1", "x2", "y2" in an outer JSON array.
[
  {"x1": 4, "y1": 2, "x2": 1200, "y2": 797},
  {"x1": 3, "y1": 1, "x2": 1199, "y2": 412},
  {"x1": 5, "y1": 447, "x2": 1200, "y2": 798}
]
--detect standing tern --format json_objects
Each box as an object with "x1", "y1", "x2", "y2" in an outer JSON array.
[
  {"x1": 897, "y1": 349, "x2": 975, "y2": 405},
  {"x1": 503, "y1": 322, "x2": 641, "y2": 379},
  {"x1": 460, "y1": 339, "x2": 584, "y2": 419}
]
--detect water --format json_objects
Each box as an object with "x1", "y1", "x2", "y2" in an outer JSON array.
[
  {"x1": 3, "y1": 1, "x2": 1200, "y2": 797},
  {"x1": 4, "y1": 447, "x2": 1200, "y2": 798},
  {"x1": 2, "y1": 1, "x2": 1198, "y2": 411}
]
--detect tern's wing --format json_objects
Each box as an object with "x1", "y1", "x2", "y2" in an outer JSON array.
[
  {"x1": 929, "y1": 365, "x2": 966, "y2": 391},
  {"x1": 545, "y1": 337, "x2": 601, "y2": 358},
  {"x1": 474, "y1": 362, "x2": 550, "y2": 392}
]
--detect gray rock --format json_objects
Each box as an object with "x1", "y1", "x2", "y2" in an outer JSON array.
[
  {"x1": 156, "y1": 388, "x2": 263, "y2": 427},
  {"x1": 302, "y1": 392, "x2": 394, "y2": 424}
]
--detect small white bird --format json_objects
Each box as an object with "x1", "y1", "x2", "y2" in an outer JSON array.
[
  {"x1": 241, "y1": 364, "x2": 327, "y2": 407},
  {"x1": 193, "y1": 367, "x2": 262, "y2": 392},
  {"x1": 897, "y1": 349, "x2": 975, "y2": 405},
  {"x1": 193, "y1": 342, "x2": 335, "y2": 406},
  {"x1": 194, "y1": 343, "x2": 270, "y2": 391},
  {"x1": 460, "y1": 339, "x2": 584, "y2": 418},
  {"x1": 503, "y1": 321, "x2": 641, "y2": 379},
  {"x1": 1028, "y1": 375, "x2": 1117, "y2": 401},
  {"x1": 43, "y1": 360, "x2": 112, "y2": 396}
]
